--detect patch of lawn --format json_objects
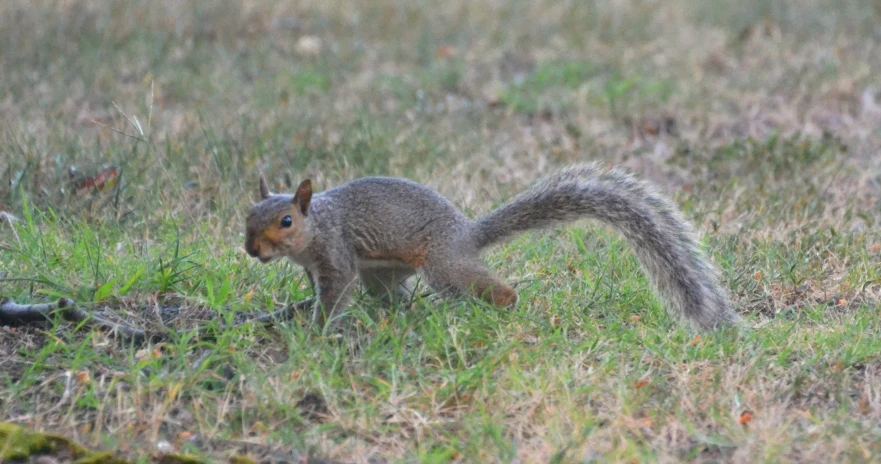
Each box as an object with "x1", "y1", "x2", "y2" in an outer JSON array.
[{"x1": 1, "y1": 1, "x2": 879, "y2": 462}]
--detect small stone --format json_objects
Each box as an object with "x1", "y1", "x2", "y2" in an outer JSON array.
[
  {"x1": 34, "y1": 457, "x2": 61, "y2": 464},
  {"x1": 295, "y1": 36, "x2": 322, "y2": 58},
  {"x1": 156, "y1": 439, "x2": 174, "y2": 453}
]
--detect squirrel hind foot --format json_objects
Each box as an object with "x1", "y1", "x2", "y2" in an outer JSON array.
[{"x1": 475, "y1": 281, "x2": 518, "y2": 307}]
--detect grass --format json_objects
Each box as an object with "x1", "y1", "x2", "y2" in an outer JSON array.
[{"x1": 1, "y1": 0, "x2": 880, "y2": 462}]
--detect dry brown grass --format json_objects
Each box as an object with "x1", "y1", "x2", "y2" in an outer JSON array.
[{"x1": 1, "y1": 1, "x2": 880, "y2": 462}]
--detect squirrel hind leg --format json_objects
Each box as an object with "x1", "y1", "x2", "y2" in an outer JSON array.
[{"x1": 421, "y1": 259, "x2": 518, "y2": 307}]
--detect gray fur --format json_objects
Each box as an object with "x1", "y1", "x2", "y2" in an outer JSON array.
[
  {"x1": 246, "y1": 165, "x2": 739, "y2": 330},
  {"x1": 472, "y1": 163, "x2": 739, "y2": 329}
]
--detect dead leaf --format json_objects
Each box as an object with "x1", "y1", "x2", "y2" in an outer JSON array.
[
  {"x1": 135, "y1": 349, "x2": 150, "y2": 361},
  {"x1": 435, "y1": 46, "x2": 456, "y2": 59},
  {"x1": 69, "y1": 165, "x2": 119, "y2": 193}
]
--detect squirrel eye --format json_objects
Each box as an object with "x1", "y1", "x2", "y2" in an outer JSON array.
[{"x1": 280, "y1": 215, "x2": 293, "y2": 228}]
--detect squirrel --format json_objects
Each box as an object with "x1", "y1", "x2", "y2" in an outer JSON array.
[{"x1": 245, "y1": 163, "x2": 739, "y2": 330}]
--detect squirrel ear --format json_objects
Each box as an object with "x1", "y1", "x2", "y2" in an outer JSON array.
[
  {"x1": 259, "y1": 175, "x2": 271, "y2": 200},
  {"x1": 294, "y1": 179, "x2": 312, "y2": 215}
]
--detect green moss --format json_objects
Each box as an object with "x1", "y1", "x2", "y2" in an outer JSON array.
[
  {"x1": 1, "y1": 423, "x2": 250, "y2": 464},
  {"x1": 0, "y1": 422, "x2": 92, "y2": 461},
  {"x1": 228, "y1": 457, "x2": 258, "y2": 464},
  {"x1": 155, "y1": 454, "x2": 208, "y2": 464},
  {"x1": 74, "y1": 451, "x2": 129, "y2": 464}
]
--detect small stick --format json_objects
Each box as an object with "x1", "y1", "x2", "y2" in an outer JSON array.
[
  {"x1": 191, "y1": 298, "x2": 315, "y2": 371},
  {"x1": 1, "y1": 296, "x2": 316, "y2": 348},
  {"x1": 194, "y1": 298, "x2": 315, "y2": 341},
  {"x1": 0, "y1": 297, "x2": 160, "y2": 344},
  {"x1": 236, "y1": 298, "x2": 314, "y2": 327}
]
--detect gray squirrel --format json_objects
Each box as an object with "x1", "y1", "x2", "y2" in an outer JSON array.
[{"x1": 245, "y1": 163, "x2": 739, "y2": 330}]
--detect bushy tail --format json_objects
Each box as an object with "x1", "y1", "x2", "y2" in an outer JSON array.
[{"x1": 471, "y1": 163, "x2": 738, "y2": 330}]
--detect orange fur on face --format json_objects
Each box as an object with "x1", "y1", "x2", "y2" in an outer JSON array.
[
  {"x1": 261, "y1": 225, "x2": 292, "y2": 246},
  {"x1": 262, "y1": 215, "x2": 311, "y2": 253},
  {"x1": 265, "y1": 209, "x2": 309, "y2": 250},
  {"x1": 245, "y1": 195, "x2": 313, "y2": 261}
]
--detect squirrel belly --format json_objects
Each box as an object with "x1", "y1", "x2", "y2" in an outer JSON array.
[{"x1": 245, "y1": 164, "x2": 739, "y2": 330}]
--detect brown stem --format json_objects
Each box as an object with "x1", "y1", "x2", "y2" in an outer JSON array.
[
  {"x1": 0, "y1": 297, "x2": 160, "y2": 344},
  {"x1": 237, "y1": 298, "x2": 314, "y2": 327},
  {"x1": 1, "y1": 297, "x2": 316, "y2": 347}
]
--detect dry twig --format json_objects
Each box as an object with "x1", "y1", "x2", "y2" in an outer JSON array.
[
  {"x1": 0, "y1": 297, "x2": 160, "y2": 344},
  {"x1": 0, "y1": 296, "x2": 316, "y2": 347}
]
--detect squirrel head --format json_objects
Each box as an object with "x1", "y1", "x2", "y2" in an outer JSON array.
[{"x1": 245, "y1": 175, "x2": 314, "y2": 263}]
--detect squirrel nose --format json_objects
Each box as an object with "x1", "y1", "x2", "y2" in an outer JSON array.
[{"x1": 245, "y1": 241, "x2": 260, "y2": 257}]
